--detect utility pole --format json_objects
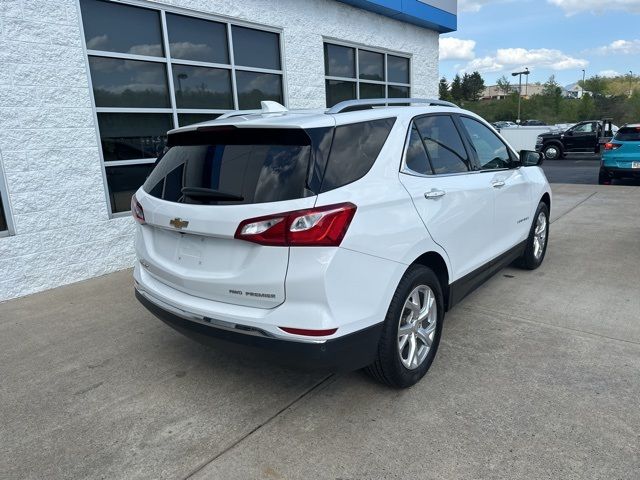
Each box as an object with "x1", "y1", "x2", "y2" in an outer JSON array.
[
  {"x1": 630, "y1": 71, "x2": 634, "y2": 97},
  {"x1": 512, "y1": 67, "x2": 530, "y2": 124},
  {"x1": 581, "y1": 69, "x2": 586, "y2": 98}
]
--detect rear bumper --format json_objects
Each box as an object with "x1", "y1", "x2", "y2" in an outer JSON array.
[
  {"x1": 600, "y1": 166, "x2": 640, "y2": 179},
  {"x1": 135, "y1": 289, "x2": 383, "y2": 372}
]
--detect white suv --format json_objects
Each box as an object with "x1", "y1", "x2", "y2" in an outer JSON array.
[{"x1": 133, "y1": 99, "x2": 551, "y2": 388}]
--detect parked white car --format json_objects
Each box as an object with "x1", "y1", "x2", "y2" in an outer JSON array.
[{"x1": 133, "y1": 99, "x2": 551, "y2": 388}]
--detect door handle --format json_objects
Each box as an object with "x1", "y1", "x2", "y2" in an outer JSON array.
[
  {"x1": 424, "y1": 189, "x2": 446, "y2": 199},
  {"x1": 491, "y1": 180, "x2": 506, "y2": 188}
]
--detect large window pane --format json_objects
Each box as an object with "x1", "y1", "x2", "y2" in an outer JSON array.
[
  {"x1": 80, "y1": 0, "x2": 163, "y2": 57},
  {"x1": 106, "y1": 164, "x2": 155, "y2": 213},
  {"x1": 359, "y1": 83, "x2": 385, "y2": 99},
  {"x1": 97, "y1": 113, "x2": 173, "y2": 161},
  {"x1": 172, "y1": 65, "x2": 233, "y2": 109},
  {"x1": 166, "y1": 13, "x2": 229, "y2": 64},
  {"x1": 388, "y1": 85, "x2": 410, "y2": 98},
  {"x1": 236, "y1": 71, "x2": 283, "y2": 109},
  {"x1": 232, "y1": 26, "x2": 281, "y2": 70},
  {"x1": 359, "y1": 50, "x2": 384, "y2": 81},
  {"x1": 0, "y1": 193, "x2": 7, "y2": 232},
  {"x1": 89, "y1": 57, "x2": 170, "y2": 108},
  {"x1": 178, "y1": 113, "x2": 222, "y2": 127},
  {"x1": 415, "y1": 116, "x2": 470, "y2": 174},
  {"x1": 387, "y1": 55, "x2": 410, "y2": 84},
  {"x1": 326, "y1": 80, "x2": 356, "y2": 107},
  {"x1": 324, "y1": 44, "x2": 355, "y2": 78}
]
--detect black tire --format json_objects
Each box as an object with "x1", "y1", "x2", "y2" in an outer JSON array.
[
  {"x1": 365, "y1": 265, "x2": 444, "y2": 388},
  {"x1": 542, "y1": 144, "x2": 562, "y2": 160},
  {"x1": 598, "y1": 168, "x2": 611, "y2": 185},
  {"x1": 516, "y1": 202, "x2": 549, "y2": 270}
]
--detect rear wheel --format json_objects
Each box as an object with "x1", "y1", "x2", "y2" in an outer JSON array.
[
  {"x1": 598, "y1": 168, "x2": 612, "y2": 185},
  {"x1": 542, "y1": 144, "x2": 561, "y2": 160},
  {"x1": 516, "y1": 202, "x2": 549, "y2": 270},
  {"x1": 365, "y1": 265, "x2": 443, "y2": 388}
]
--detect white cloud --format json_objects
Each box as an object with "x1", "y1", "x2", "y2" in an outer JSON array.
[
  {"x1": 459, "y1": 48, "x2": 588, "y2": 74},
  {"x1": 595, "y1": 39, "x2": 640, "y2": 55},
  {"x1": 599, "y1": 70, "x2": 621, "y2": 77},
  {"x1": 548, "y1": 0, "x2": 640, "y2": 15},
  {"x1": 458, "y1": 0, "x2": 495, "y2": 12},
  {"x1": 440, "y1": 38, "x2": 476, "y2": 61}
]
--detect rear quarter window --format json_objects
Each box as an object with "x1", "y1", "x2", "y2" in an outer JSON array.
[{"x1": 320, "y1": 118, "x2": 396, "y2": 192}]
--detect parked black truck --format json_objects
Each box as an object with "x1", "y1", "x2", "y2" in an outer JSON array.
[{"x1": 535, "y1": 119, "x2": 615, "y2": 159}]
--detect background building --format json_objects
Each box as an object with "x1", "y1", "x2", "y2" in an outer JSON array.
[{"x1": 0, "y1": 0, "x2": 457, "y2": 301}]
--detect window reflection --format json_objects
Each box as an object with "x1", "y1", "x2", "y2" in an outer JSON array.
[
  {"x1": 166, "y1": 13, "x2": 229, "y2": 64},
  {"x1": 89, "y1": 57, "x2": 170, "y2": 108},
  {"x1": 236, "y1": 71, "x2": 283, "y2": 109},
  {"x1": 173, "y1": 65, "x2": 233, "y2": 109},
  {"x1": 97, "y1": 113, "x2": 173, "y2": 161},
  {"x1": 81, "y1": 0, "x2": 163, "y2": 56}
]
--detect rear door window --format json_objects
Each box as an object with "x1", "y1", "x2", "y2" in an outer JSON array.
[
  {"x1": 615, "y1": 127, "x2": 640, "y2": 141},
  {"x1": 414, "y1": 115, "x2": 470, "y2": 174},
  {"x1": 144, "y1": 128, "x2": 314, "y2": 205},
  {"x1": 320, "y1": 118, "x2": 396, "y2": 192}
]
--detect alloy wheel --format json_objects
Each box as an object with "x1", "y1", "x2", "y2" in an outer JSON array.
[
  {"x1": 533, "y1": 211, "x2": 548, "y2": 260},
  {"x1": 397, "y1": 285, "x2": 437, "y2": 370}
]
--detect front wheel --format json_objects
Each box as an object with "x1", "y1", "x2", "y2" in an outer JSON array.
[
  {"x1": 542, "y1": 144, "x2": 561, "y2": 160},
  {"x1": 516, "y1": 202, "x2": 549, "y2": 270},
  {"x1": 365, "y1": 265, "x2": 443, "y2": 388}
]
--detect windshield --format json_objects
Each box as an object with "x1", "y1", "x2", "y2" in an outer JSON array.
[
  {"x1": 614, "y1": 127, "x2": 640, "y2": 142},
  {"x1": 143, "y1": 128, "x2": 314, "y2": 205}
]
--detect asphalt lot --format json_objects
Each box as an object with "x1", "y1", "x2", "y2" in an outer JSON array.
[
  {"x1": 2, "y1": 183, "x2": 640, "y2": 479},
  {"x1": 542, "y1": 154, "x2": 640, "y2": 185}
]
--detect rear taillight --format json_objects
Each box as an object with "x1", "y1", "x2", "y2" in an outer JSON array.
[
  {"x1": 604, "y1": 143, "x2": 622, "y2": 150},
  {"x1": 235, "y1": 202, "x2": 357, "y2": 247},
  {"x1": 131, "y1": 194, "x2": 145, "y2": 224}
]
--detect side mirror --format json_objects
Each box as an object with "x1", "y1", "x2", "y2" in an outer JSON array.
[{"x1": 520, "y1": 150, "x2": 544, "y2": 167}]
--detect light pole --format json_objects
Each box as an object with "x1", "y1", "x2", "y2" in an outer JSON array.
[
  {"x1": 630, "y1": 71, "x2": 634, "y2": 97},
  {"x1": 581, "y1": 69, "x2": 586, "y2": 98},
  {"x1": 512, "y1": 67, "x2": 530, "y2": 124}
]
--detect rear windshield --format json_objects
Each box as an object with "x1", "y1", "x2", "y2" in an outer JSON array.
[
  {"x1": 615, "y1": 127, "x2": 640, "y2": 142},
  {"x1": 143, "y1": 128, "x2": 315, "y2": 205}
]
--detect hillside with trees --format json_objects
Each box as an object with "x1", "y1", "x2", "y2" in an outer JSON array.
[{"x1": 439, "y1": 72, "x2": 640, "y2": 125}]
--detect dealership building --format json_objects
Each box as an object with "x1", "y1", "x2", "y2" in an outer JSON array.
[{"x1": 0, "y1": 0, "x2": 457, "y2": 301}]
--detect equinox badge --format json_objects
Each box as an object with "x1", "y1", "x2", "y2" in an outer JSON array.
[{"x1": 170, "y1": 218, "x2": 189, "y2": 229}]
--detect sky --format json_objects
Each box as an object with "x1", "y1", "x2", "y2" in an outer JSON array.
[{"x1": 439, "y1": 0, "x2": 640, "y2": 87}]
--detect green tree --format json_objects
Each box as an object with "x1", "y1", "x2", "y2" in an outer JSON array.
[
  {"x1": 465, "y1": 71, "x2": 486, "y2": 101},
  {"x1": 450, "y1": 74, "x2": 463, "y2": 102},
  {"x1": 577, "y1": 93, "x2": 596, "y2": 120},
  {"x1": 438, "y1": 77, "x2": 450, "y2": 101},
  {"x1": 583, "y1": 75, "x2": 608, "y2": 98},
  {"x1": 542, "y1": 75, "x2": 563, "y2": 116},
  {"x1": 496, "y1": 75, "x2": 512, "y2": 96}
]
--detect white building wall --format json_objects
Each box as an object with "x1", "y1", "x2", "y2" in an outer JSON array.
[{"x1": 0, "y1": 0, "x2": 439, "y2": 302}]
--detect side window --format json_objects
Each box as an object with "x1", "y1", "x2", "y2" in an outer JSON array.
[
  {"x1": 320, "y1": 118, "x2": 396, "y2": 192},
  {"x1": 414, "y1": 115, "x2": 470, "y2": 174},
  {"x1": 572, "y1": 122, "x2": 595, "y2": 133},
  {"x1": 460, "y1": 117, "x2": 511, "y2": 170},
  {"x1": 404, "y1": 125, "x2": 432, "y2": 175}
]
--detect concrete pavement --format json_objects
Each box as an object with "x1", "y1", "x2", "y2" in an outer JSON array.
[{"x1": 1, "y1": 184, "x2": 639, "y2": 479}]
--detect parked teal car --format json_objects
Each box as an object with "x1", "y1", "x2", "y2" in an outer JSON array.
[{"x1": 599, "y1": 124, "x2": 640, "y2": 185}]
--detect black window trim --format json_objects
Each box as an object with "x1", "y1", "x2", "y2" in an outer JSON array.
[
  {"x1": 455, "y1": 114, "x2": 521, "y2": 172},
  {"x1": 78, "y1": 0, "x2": 287, "y2": 217},
  {"x1": 400, "y1": 113, "x2": 475, "y2": 178}
]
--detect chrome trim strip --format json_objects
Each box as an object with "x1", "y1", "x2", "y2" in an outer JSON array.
[{"x1": 135, "y1": 284, "x2": 329, "y2": 344}]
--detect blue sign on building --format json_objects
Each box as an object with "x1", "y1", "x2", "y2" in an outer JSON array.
[{"x1": 336, "y1": 0, "x2": 457, "y2": 33}]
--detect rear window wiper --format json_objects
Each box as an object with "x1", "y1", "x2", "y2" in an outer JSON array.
[{"x1": 181, "y1": 187, "x2": 244, "y2": 202}]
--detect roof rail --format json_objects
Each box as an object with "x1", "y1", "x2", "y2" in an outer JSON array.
[{"x1": 326, "y1": 98, "x2": 458, "y2": 114}]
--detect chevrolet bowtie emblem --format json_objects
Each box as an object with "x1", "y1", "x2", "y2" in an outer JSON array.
[{"x1": 169, "y1": 218, "x2": 189, "y2": 229}]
